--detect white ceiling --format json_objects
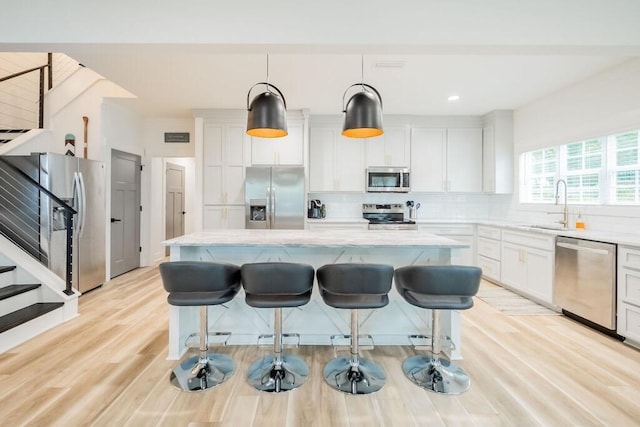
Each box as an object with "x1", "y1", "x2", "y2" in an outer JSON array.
[
  {"x1": 61, "y1": 49, "x2": 628, "y2": 118},
  {"x1": 3, "y1": 1, "x2": 640, "y2": 118}
]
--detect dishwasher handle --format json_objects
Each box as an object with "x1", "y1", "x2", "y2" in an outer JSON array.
[{"x1": 556, "y1": 241, "x2": 611, "y2": 255}]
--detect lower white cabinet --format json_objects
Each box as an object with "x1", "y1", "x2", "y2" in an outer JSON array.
[
  {"x1": 418, "y1": 224, "x2": 475, "y2": 266},
  {"x1": 476, "y1": 225, "x2": 502, "y2": 282},
  {"x1": 500, "y1": 230, "x2": 554, "y2": 304},
  {"x1": 203, "y1": 205, "x2": 245, "y2": 229},
  {"x1": 618, "y1": 246, "x2": 640, "y2": 343}
]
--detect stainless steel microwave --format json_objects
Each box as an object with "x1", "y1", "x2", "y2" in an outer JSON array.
[{"x1": 366, "y1": 167, "x2": 410, "y2": 193}]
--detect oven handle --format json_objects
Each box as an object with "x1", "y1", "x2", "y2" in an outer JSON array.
[{"x1": 556, "y1": 242, "x2": 610, "y2": 255}]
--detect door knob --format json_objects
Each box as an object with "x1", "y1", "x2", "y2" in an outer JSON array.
[{"x1": 110, "y1": 218, "x2": 122, "y2": 223}]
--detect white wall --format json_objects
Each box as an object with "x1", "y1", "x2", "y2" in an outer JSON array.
[
  {"x1": 510, "y1": 58, "x2": 640, "y2": 233},
  {"x1": 142, "y1": 117, "x2": 196, "y2": 264}
]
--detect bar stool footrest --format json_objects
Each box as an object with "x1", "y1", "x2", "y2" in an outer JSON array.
[
  {"x1": 330, "y1": 333, "x2": 374, "y2": 351},
  {"x1": 256, "y1": 333, "x2": 301, "y2": 348},
  {"x1": 184, "y1": 331, "x2": 232, "y2": 348},
  {"x1": 407, "y1": 334, "x2": 456, "y2": 351}
]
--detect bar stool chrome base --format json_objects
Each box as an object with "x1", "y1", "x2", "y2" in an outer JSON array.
[
  {"x1": 402, "y1": 354, "x2": 470, "y2": 395},
  {"x1": 170, "y1": 353, "x2": 235, "y2": 392},
  {"x1": 323, "y1": 356, "x2": 386, "y2": 395},
  {"x1": 247, "y1": 354, "x2": 309, "y2": 393}
]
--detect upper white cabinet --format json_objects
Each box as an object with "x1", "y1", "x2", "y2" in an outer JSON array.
[
  {"x1": 411, "y1": 127, "x2": 482, "y2": 192},
  {"x1": 309, "y1": 120, "x2": 365, "y2": 192},
  {"x1": 251, "y1": 122, "x2": 304, "y2": 165},
  {"x1": 482, "y1": 110, "x2": 513, "y2": 194},
  {"x1": 365, "y1": 126, "x2": 411, "y2": 167},
  {"x1": 203, "y1": 122, "x2": 248, "y2": 205}
]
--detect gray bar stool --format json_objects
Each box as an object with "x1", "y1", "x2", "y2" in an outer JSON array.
[
  {"x1": 316, "y1": 263, "x2": 394, "y2": 395},
  {"x1": 241, "y1": 262, "x2": 314, "y2": 393},
  {"x1": 394, "y1": 265, "x2": 481, "y2": 394},
  {"x1": 159, "y1": 261, "x2": 241, "y2": 392}
]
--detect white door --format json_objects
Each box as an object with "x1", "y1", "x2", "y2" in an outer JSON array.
[
  {"x1": 165, "y1": 162, "x2": 185, "y2": 255},
  {"x1": 110, "y1": 149, "x2": 141, "y2": 278}
]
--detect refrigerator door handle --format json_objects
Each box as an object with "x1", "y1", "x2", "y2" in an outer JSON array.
[
  {"x1": 271, "y1": 188, "x2": 276, "y2": 227},
  {"x1": 266, "y1": 186, "x2": 271, "y2": 229},
  {"x1": 77, "y1": 171, "x2": 87, "y2": 237},
  {"x1": 72, "y1": 172, "x2": 80, "y2": 237}
]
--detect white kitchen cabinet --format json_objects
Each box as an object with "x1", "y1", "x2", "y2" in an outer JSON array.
[
  {"x1": 203, "y1": 205, "x2": 245, "y2": 229},
  {"x1": 309, "y1": 126, "x2": 365, "y2": 192},
  {"x1": 251, "y1": 122, "x2": 304, "y2": 165},
  {"x1": 418, "y1": 223, "x2": 475, "y2": 265},
  {"x1": 365, "y1": 126, "x2": 411, "y2": 167},
  {"x1": 617, "y1": 246, "x2": 640, "y2": 343},
  {"x1": 203, "y1": 123, "x2": 248, "y2": 205},
  {"x1": 410, "y1": 127, "x2": 482, "y2": 192},
  {"x1": 482, "y1": 110, "x2": 513, "y2": 194},
  {"x1": 500, "y1": 230, "x2": 554, "y2": 303},
  {"x1": 476, "y1": 225, "x2": 502, "y2": 282}
]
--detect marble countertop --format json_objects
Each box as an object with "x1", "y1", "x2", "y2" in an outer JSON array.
[
  {"x1": 305, "y1": 217, "x2": 640, "y2": 246},
  {"x1": 164, "y1": 229, "x2": 467, "y2": 248}
]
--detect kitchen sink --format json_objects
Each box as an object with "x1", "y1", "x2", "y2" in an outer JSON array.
[{"x1": 528, "y1": 224, "x2": 565, "y2": 231}]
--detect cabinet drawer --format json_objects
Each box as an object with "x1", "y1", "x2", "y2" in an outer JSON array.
[
  {"x1": 502, "y1": 230, "x2": 555, "y2": 251},
  {"x1": 477, "y1": 225, "x2": 501, "y2": 240},
  {"x1": 619, "y1": 267, "x2": 640, "y2": 307},
  {"x1": 477, "y1": 237, "x2": 500, "y2": 260},
  {"x1": 419, "y1": 224, "x2": 475, "y2": 236},
  {"x1": 477, "y1": 255, "x2": 500, "y2": 282},
  {"x1": 618, "y1": 301, "x2": 640, "y2": 342},
  {"x1": 619, "y1": 246, "x2": 640, "y2": 271}
]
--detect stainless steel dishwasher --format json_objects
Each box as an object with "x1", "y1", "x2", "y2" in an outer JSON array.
[{"x1": 554, "y1": 236, "x2": 617, "y2": 333}]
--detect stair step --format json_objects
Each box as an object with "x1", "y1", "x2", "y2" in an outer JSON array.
[
  {"x1": 0, "y1": 302, "x2": 64, "y2": 334},
  {"x1": 0, "y1": 284, "x2": 41, "y2": 301},
  {"x1": 0, "y1": 266, "x2": 16, "y2": 274}
]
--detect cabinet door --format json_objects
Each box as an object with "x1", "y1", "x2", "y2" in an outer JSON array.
[
  {"x1": 203, "y1": 205, "x2": 225, "y2": 229},
  {"x1": 385, "y1": 126, "x2": 411, "y2": 166},
  {"x1": 251, "y1": 123, "x2": 303, "y2": 165},
  {"x1": 203, "y1": 125, "x2": 224, "y2": 204},
  {"x1": 447, "y1": 128, "x2": 482, "y2": 192},
  {"x1": 524, "y1": 247, "x2": 553, "y2": 303},
  {"x1": 335, "y1": 133, "x2": 365, "y2": 191},
  {"x1": 277, "y1": 123, "x2": 304, "y2": 165},
  {"x1": 225, "y1": 206, "x2": 246, "y2": 229},
  {"x1": 501, "y1": 242, "x2": 526, "y2": 291},
  {"x1": 309, "y1": 127, "x2": 336, "y2": 191},
  {"x1": 482, "y1": 125, "x2": 496, "y2": 192},
  {"x1": 411, "y1": 128, "x2": 446, "y2": 191}
]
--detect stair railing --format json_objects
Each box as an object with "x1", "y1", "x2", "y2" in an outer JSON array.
[
  {"x1": 0, "y1": 53, "x2": 52, "y2": 129},
  {"x1": 0, "y1": 157, "x2": 76, "y2": 295}
]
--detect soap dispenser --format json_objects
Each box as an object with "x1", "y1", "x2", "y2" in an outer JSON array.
[{"x1": 575, "y1": 212, "x2": 585, "y2": 229}]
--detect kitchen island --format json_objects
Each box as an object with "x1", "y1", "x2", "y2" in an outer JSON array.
[{"x1": 163, "y1": 229, "x2": 468, "y2": 360}]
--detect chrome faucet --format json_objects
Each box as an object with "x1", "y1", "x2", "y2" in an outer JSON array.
[{"x1": 554, "y1": 179, "x2": 569, "y2": 228}]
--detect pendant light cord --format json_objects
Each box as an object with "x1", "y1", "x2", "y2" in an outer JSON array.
[
  {"x1": 360, "y1": 55, "x2": 364, "y2": 90},
  {"x1": 266, "y1": 54, "x2": 270, "y2": 92}
]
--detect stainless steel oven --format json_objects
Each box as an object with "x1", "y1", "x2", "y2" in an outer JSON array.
[
  {"x1": 366, "y1": 167, "x2": 410, "y2": 193},
  {"x1": 554, "y1": 236, "x2": 617, "y2": 333},
  {"x1": 363, "y1": 203, "x2": 417, "y2": 230}
]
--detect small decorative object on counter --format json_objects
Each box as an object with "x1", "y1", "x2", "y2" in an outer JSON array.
[{"x1": 575, "y1": 212, "x2": 585, "y2": 229}]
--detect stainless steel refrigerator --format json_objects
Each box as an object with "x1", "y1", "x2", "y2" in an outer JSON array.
[
  {"x1": 18, "y1": 153, "x2": 106, "y2": 293},
  {"x1": 245, "y1": 166, "x2": 305, "y2": 229}
]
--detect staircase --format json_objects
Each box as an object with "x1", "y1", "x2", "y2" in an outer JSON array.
[
  {"x1": 0, "y1": 129, "x2": 30, "y2": 145},
  {"x1": 0, "y1": 237, "x2": 77, "y2": 353}
]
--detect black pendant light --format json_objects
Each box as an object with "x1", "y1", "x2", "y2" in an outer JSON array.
[
  {"x1": 246, "y1": 55, "x2": 288, "y2": 138},
  {"x1": 342, "y1": 56, "x2": 383, "y2": 138}
]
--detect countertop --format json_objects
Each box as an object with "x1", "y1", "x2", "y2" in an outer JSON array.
[
  {"x1": 305, "y1": 217, "x2": 640, "y2": 247},
  {"x1": 163, "y1": 229, "x2": 467, "y2": 248}
]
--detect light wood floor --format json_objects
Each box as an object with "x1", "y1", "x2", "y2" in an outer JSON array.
[{"x1": 2, "y1": 263, "x2": 640, "y2": 426}]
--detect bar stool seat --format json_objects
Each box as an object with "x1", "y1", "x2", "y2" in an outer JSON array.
[
  {"x1": 394, "y1": 265, "x2": 481, "y2": 395},
  {"x1": 241, "y1": 262, "x2": 314, "y2": 393},
  {"x1": 317, "y1": 263, "x2": 394, "y2": 395},
  {"x1": 159, "y1": 261, "x2": 241, "y2": 392}
]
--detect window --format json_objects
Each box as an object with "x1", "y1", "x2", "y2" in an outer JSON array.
[
  {"x1": 520, "y1": 130, "x2": 640, "y2": 206},
  {"x1": 609, "y1": 131, "x2": 640, "y2": 204}
]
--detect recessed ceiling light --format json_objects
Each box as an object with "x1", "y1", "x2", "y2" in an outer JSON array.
[{"x1": 448, "y1": 95, "x2": 460, "y2": 101}]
